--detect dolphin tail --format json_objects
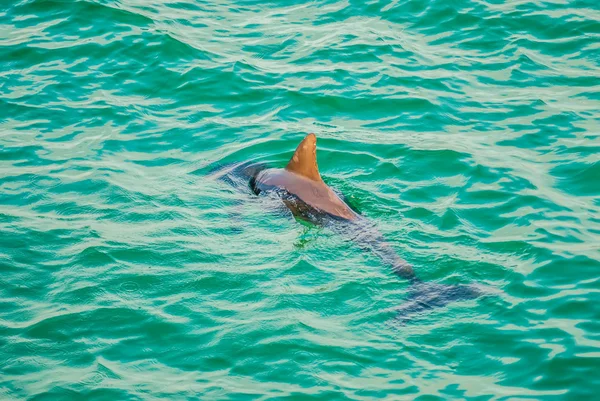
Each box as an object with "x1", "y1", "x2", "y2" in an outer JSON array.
[
  {"x1": 352, "y1": 228, "x2": 484, "y2": 324},
  {"x1": 393, "y1": 280, "x2": 483, "y2": 325}
]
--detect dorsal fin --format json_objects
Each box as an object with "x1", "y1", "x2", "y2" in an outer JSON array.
[{"x1": 285, "y1": 133, "x2": 322, "y2": 182}]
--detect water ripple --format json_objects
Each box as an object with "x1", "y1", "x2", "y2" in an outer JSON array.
[{"x1": 1, "y1": 0, "x2": 599, "y2": 399}]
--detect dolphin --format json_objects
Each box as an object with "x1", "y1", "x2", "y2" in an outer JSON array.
[{"x1": 214, "y1": 133, "x2": 482, "y2": 322}]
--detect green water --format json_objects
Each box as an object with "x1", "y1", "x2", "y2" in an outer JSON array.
[{"x1": 1, "y1": 0, "x2": 599, "y2": 399}]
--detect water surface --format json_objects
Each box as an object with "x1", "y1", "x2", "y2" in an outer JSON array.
[{"x1": 1, "y1": 0, "x2": 599, "y2": 399}]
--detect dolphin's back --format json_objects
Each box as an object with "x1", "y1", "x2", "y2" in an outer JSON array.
[{"x1": 254, "y1": 168, "x2": 357, "y2": 221}]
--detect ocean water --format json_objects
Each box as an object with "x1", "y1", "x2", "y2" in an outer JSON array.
[{"x1": 1, "y1": 0, "x2": 599, "y2": 399}]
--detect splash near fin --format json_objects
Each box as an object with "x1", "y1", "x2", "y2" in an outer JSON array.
[{"x1": 285, "y1": 133, "x2": 322, "y2": 182}]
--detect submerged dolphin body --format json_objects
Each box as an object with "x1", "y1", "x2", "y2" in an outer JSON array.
[{"x1": 217, "y1": 134, "x2": 481, "y2": 322}]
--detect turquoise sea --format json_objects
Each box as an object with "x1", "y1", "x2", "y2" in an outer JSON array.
[{"x1": 1, "y1": 0, "x2": 599, "y2": 399}]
